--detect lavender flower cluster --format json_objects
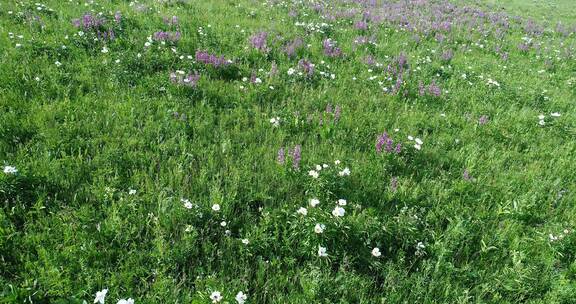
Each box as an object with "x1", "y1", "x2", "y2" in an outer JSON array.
[
  {"x1": 375, "y1": 132, "x2": 401, "y2": 154},
  {"x1": 249, "y1": 31, "x2": 269, "y2": 52},
  {"x1": 72, "y1": 14, "x2": 106, "y2": 30},
  {"x1": 323, "y1": 39, "x2": 342, "y2": 57},
  {"x1": 195, "y1": 50, "x2": 232, "y2": 68},
  {"x1": 153, "y1": 31, "x2": 181, "y2": 42},
  {"x1": 277, "y1": 145, "x2": 302, "y2": 169}
]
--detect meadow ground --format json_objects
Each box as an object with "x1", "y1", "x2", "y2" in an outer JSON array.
[{"x1": 1, "y1": 0, "x2": 575, "y2": 303}]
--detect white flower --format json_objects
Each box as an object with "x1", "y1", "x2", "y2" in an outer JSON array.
[
  {"x1": 128, "y1": 189, "x2": 137, "y2": 195},
  {"x1": 414, "y1": 144, "x2": 422, "y2": 150},
  {"x1": 318, "y1": 246, "x2": 328, "y2": 257},
  {"x1": 407, "y1": 135, "x2": 414, "y2": 141},
  {"x1": 334, "y1": 160, "x2": 341, "y2": 165},
  {"x1": 241, "y1": 238, "x2": 249, "y2": 245},
  {"x1": 539, "y1": 120, "x2": 545, "y2": 126},
  {"x1": 415, "y1": 138, "x2": 423, "y2": 145},
  {"x1": 182, "y1": 199, "x2": 193, "y2": 209},
  {"x1": 309, "y1": 198, "x2": 320, "y2": 207},
  {"x1": 538, "y1": 114, "x2": 545, "y2": 120},
  {"x1": 3, "y1": 166, "x2": 17, "y2": 174},
  {"x1": 338, "y1": 167, "x2": 350, "y2": 176},
  {"x1": 308, "y1": 170, "x2": 319, "y2": 178},
  {"x1": 220, "y1": 221, "x2": 227, "y2": 227},
  {"x1": 315, "y1": 164, "x2": 322, "y2": 171},
  {"x1": 235, "y1": 291, "x2": 247, "y2": 304},
  {"x1": 117, "y1": 299, "x2": 134, "y2": 304},
  {"x1": 55, "y1": 61, "x2": 62, "y2": 67},
  {"x1": 314, "y1": 223, "x2": 325, "y2": 234},
  {"x1": 337, "y1": 199, "x2": 347, "y2": 206},
  {"x1": 297, "y1": 207, "x2": 308, "y2": 216},
  {"x1": 371, "y1": 247, "x2": 382, "y2": 257},
  {"x1": 210, "y1": 291, "x2": 223, "y2": 303},
  {"x1": 94, "y1": 289, "x2": 108, "y2": 304},
  {"x1": 269, "y1": 117, "x2": 280, "y2": 127},
  {"x1": 322, "y1": 164, "x2": 329, "y2": 168},
  {"x1": 212, "y1": 204, "x2": 221, "y2": 212},
  {"x1": 332, "y1": 206, "x2": 345, "y2": 217},
  {"x1": 101, "y1": 47, "x2": 109, "y2": 53},
  {"x1": 185, "y1": 225, "x2": 193, "y2": 232},
  {"x1": 287, "y1": 68, "x2": 295, "y2": 75},
  {"x1": 551, "y1": 112, "x2": 561, "y2": 117}
]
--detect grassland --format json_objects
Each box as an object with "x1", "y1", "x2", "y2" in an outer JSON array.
[{"x1": 1, "y1": 0, "x2": 575, "y2": 303}]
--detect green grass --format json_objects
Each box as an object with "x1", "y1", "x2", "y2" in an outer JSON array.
[
  {"x1": 474, "y1": 0, "x2": 576, "y2": 23},
  {"x1": 1, "y1": 0, "x2": 576, "y2": 303}
]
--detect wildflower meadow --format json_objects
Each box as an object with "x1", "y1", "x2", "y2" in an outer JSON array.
[{"x1": 1, "y1": 0, "x2": 576, "y2": 303}]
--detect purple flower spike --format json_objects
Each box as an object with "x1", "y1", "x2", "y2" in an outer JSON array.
[
  {"x1": 334, "y1": 105, "x2": 341, "y2": 123},
  {"x1": 292, "y1": 145, "x2": 301, "y2": 169},
  {"x1": 250, "y1": 31, "x2": 269, "y2": 52},
  {"x1": 298, "y1": 59, "x2": 315, "y2": 76},
  {"x1": 390, "y1": 177, "x2": 398, "y2": 192},
  {"x1": 277, "y1": 147, "x2": 286, "y2": 165}
]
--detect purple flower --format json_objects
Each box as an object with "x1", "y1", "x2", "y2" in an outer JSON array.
[
  {"x1": 427, "y1": 82, "x2": 442, "y2": 97},
  {"x1": 334, "y1": 105, "x2": 341, "y2": 123},
  {"x1": 385, "y1": 138, "x2": 394, "y2": 153},
  {"x1": 96, "y1": 29, "x2": 115, "y2": 41},
  {"x1": 396, "y1": 53, "x2": 408, "y2": 69},
  {"x1": 518, "y1": 43, "x2": 530, "y2": 52},
  {"x1": 269, "y1": 62, "x2": 278, "y2": 77},
  {"x1": 441, "y1": 50, "x2": 454, "y2": 61},
  {"x1": 163, "y1": 15, "x2": 179, "y2": 26},
  {"x1": 73, "y1": 13, "x2": 106, "y2": 30},
  {"x1": 390, "y1": 177, "x2": 398, "y2": 192},
  {"x1": 153, "y1": 31, "x2": 181, "y2": 42},
  {"x1": 323, "y1": 39, "x2": 342, "y2": 57},
  {"x1": 284, "y1": 37, "x2": 304, "y2": 58},
  {"x1": 418, "y1": 81, "x2": 426, "y2": 96},
  {"x1": 250, "y1": 31, "x2": 269, "y2": 52},
  {"x1": 355, "y1": 20, "x2": 368, "y2": 30},
  {"x1": 195, "y1": 50, "x2": 231, "y2": 67},
  {"x1": 478, "y1": 115, "x2": 489, "y2": 125},
  {"x1": 292, "y1": 145, "x2": 301, "y2": 169},
  {"x1": 376, "y1": 132, "x2": 389, "y2": 153},
  {"x1": 298, "y1": 59, "x2": 315, "y2": 76},
  {"x1": 364, "y1": 55, "x2": 376, "y2": 66},
  {"x1": 183, "y1": 73, "x2": 200, "y2": 87},
  {"x1": 277, "y1": 147, "x2": 286, "y2": 165},
  {"x1": 377, "y1": 132, "x2": 402, "y2": 154},
  {"x1": 114, "y1": 11, "x2": 122, "y2": 23}
]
